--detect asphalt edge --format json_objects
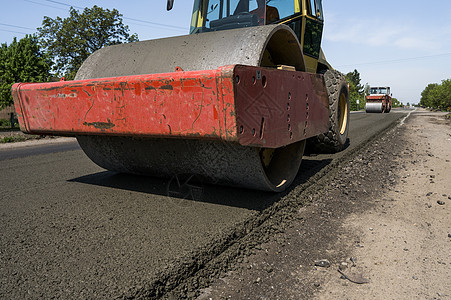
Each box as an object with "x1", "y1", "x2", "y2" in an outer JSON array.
[{"x1": 124, "y1": 113, "x2": 409, "y2": 299}]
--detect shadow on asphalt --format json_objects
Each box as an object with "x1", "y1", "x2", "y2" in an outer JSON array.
[{"x1": 69, "y1": 157, "x2": 332, "y2": 211}]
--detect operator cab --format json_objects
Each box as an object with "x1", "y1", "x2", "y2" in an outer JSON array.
[
  {"x1": 183, "y1": 0, "x2": 325, "y2": 73},
  {"x1": 369, "y1": 87, "x2": 391, "y2": 96}
]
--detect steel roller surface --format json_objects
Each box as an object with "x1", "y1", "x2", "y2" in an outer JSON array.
[
  {"x1": 75, "y1": 25, "x2": 306, "y2": 191},
  {"x1": 77, "y1": 136, "x2": 306, "y2": 191},
  {"x1": 74, "y1": 24, "x2": 304, "y2": 79},
  {"x1": 365, "y1": 102, "x2": 384, "y2": 113}
]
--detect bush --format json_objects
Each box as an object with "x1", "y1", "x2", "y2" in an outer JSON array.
[
  {"x1": 0, "y1": 118, "x2": 18, "y2": 128},
  {"x1": 0, "y1": 119, "x2": 11, "y2": 127}
]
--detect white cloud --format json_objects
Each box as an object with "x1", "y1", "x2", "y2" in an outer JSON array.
[
  {"x1": 324, "y1": 15, "x2": 447, "y2": 53},
  {"x1": 394, "y1": 37, "x2": 424, "y2": 50}
]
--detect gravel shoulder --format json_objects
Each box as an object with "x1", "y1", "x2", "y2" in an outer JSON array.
[
  {"x1": 315, "y1": 110, "x2": 450, "y2": 299},
  {"x1": 198, "y1": 109, "x2": 450, "y2": 299}
]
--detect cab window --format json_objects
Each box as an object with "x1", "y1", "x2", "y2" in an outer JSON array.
[
  {"x1": 204, "y1": 0, "x2": 265, "y2": 31},
  {"x1": 205, "y1": 0, "x2": 221, "y2": 28},
  {"x1": 193, "y1": 0, "x2": 299, "y2": 33},
  {"x1": 303, "y1": 0, "x2": 323, "y2": 58},
  {"x1": 264, "y1": 0, "x2": 295, "y2": 23},
  {"x1": 308, "y1": 0, "x2": 323, "y2": 20},
  {"x1": 315, "y1": 0, "x2": 323, "y2": 20}
]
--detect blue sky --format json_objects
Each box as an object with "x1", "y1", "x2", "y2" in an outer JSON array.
[{"x1": 1, "y1": 0, "x2": 450, "y2": 104}]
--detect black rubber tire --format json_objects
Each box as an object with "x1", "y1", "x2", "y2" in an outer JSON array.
[
  {"x1": 385, "y1": 104, "x2": 391, "y2": 113},
  {"x1": 307, "y1": 69, "x2": 350, "y2": 153}
]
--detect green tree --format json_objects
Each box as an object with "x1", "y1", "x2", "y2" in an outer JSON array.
[
  {"x1": 420, "y1": 83, "x2": 438, "y2": 107},
  {"x1": 0, "y1": 35, "x2": 52, "y2": 108},
  {"x1": 439, "y1": 79, "x2": 451, "y2": 110},
  {"x1": 420, "y1": 80, "x2": 451, "y2": 110},
  {"x1": 38, "y1": 5, "x2": 138, "y2": 79},
  {"x1": 345, "y1": 69, "x2": 364, "y2": 94},
  {"x1": 391, "y1": 97, "x2": 401, "y2": 108},
  {"x1": 345, "y1": 69, "x2": 365, "y2": 111}
]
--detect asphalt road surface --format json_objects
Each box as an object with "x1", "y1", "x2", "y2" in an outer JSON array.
[
  {"x1": 0, "y1": 139, "x2": 80, "y2": 161},
  {"x1": 0, "y1": 110, "x2": 408, "y2": 298}
]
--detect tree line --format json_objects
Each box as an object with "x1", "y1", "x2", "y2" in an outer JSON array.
[
  {"x1": 0, "y1": 6, "x2": 137, "y2": 109},
  {"x1": 420, "y1": 79, "x2": 451, "y2": 110}
]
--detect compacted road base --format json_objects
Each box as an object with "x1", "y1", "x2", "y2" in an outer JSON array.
[
  {"x1": 0, "y1": 111, "x2": 406, "y2": 298},
  {"x1": 198, "y1": 109, "x2": 450, "y2": 299}
]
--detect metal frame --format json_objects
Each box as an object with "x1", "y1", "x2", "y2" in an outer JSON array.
[{"x1": 13, "y1": 65, "x2": 329, "y2": 148}]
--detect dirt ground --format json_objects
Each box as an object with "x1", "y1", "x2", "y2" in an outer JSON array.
[
  {"x1": 198, "y1": 109, "x2": 450, "y2": 299},
  {"x1": 316, "y1": 111, "x2": 451, "y2": 299}
]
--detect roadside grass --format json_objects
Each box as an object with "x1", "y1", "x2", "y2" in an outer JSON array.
[
  {"x1": 0, "y1": 133, "x2": 46, "y2": 143},
  {"x1": 0, "y1": 136, "x2": 27, "y2": 143},
  {"x1": 0, "y1": 119, "x2": 16, "y2": 128},
  {"x1": 0, "y1": 118, "x2": 49, "y2": 143}
]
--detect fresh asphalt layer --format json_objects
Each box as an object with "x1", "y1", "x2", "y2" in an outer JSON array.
[{"x1": 0, "y1": 110, "x2": 408, "y2": 298}]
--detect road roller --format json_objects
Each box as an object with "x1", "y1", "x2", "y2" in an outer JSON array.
[
  {"x1": 12, "y1": 0, "x2": 350, "y2": 191},
  {"x1": 365, "y1": 86, "x2": 392, "y2": 113}
]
